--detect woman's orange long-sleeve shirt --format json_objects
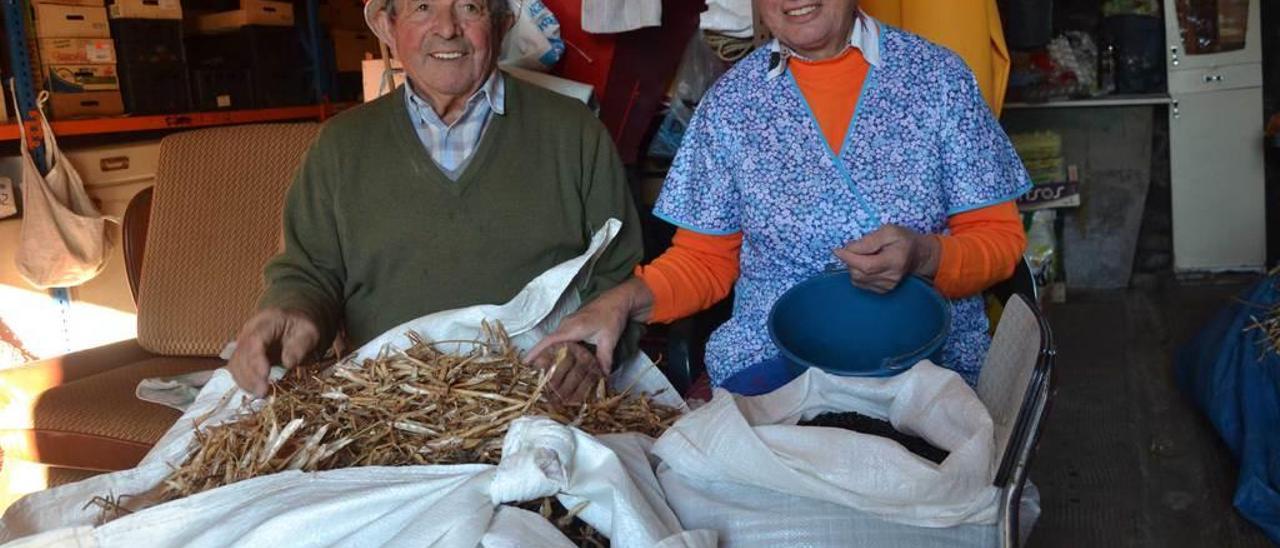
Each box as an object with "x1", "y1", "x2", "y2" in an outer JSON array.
[{"x1": 638, "y1": 48, "x2": 1026, "y2": 323}]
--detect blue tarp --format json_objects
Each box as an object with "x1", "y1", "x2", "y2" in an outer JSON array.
[{"x1": 1177, "y1": 277, "x2": 1280, "y2": 543}]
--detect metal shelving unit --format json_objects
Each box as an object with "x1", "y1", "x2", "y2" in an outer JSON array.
[
  {"x1": 4, "y1": 0, "x2": 45, "y2": 167},
  {"x1": 2, "y1": 0, "x2": 337, "y2": 157},
  {"x1": 3, "y1": 0, "x2": 340, "y2": 343},
  {"x1": 0, "y1": 104, "x2": 346, "y2": 142},
  {"x1": 1004, "y1": 93, "x2": 1173, "y2": 110}
]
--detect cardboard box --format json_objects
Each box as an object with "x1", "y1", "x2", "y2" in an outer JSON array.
[
  {"x1": 108, "y1": 0, "x2": 182, "y2": 20},
  {"x1": 503, "y1": 65, "x2": 593, "y2": 105},
  {"x1": 1017, "y1": 181, "x2": 1081, "y2": 210},
  {"x1": 193, "y1": 0, "x2": 293, "y2": 33},
  {"x1": 1017, "y1": 167, "x2": 1082, "y2": 211},
  {"x1": 34, "y1": 4, "x2": 111, "y2": 38},
  {"x1": 48, "y1": 91, "x2": 125, "y2": 119},
  {"x1": 0, "y1": 82, "x2": 8, "y2": 123},
  {"x1": 320, "y1": 0, "x2": 365, "y2": 30},
  {"x1": 362, "y1": 57, "x2": 403, "y2": 103},
  {"x1": 39, "y1": 38, "x2": 117, "y2": 65},
  {"x1": 331, "y1": 29, "x2": 378, "y2": 72},
  {"x1": 48, "y1": 64, "x2": 120, "y2": 92},
  {"x1": 0, "y1": 177, "x2": 16, "y2": 220}
]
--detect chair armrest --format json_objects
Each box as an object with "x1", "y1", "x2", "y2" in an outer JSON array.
[
  {"x1": 0, "y1": 339, "x2": 154, "y2": 399},
  {"x1": 661, "y1": 296, "x2": 735, "y2": 395},
  {"x1": 661, "y1": 319, "x2": 698, "y2": 394}
]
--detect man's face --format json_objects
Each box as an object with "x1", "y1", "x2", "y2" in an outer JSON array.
[
  {"x1": 376, "y1": 0, "x2": 507, "y2": 108},
  {"x1": 756, "y1": 0, "x2": 858, "y2": 59}
]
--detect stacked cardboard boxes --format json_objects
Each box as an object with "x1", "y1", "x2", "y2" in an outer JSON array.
[
  {"x1": 319, "y1": 0, "x2": 362, "y2": 30},
  {"x1": 192, "y1": 0, "x2": 294, "y2": 34},
  {"x1": 108, "y1": 0, "x2": 191, "y2": 114},
  {"x1": 332, "y1": 27, "x2": 378, "y2": 102},
  {"x1": 332, "y1": 29, "x2": 378, "y2": 74},
  {"x1": 324, "y1": 0, "x2": 374, "y2": 101},
  {"x1": 1011, "y1": 131, "x2": 1081, "y2": 211},
  {"x1": 34, "y1": 0, "x2": 124, "y2": 118}
]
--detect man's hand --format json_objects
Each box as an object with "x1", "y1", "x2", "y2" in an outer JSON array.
[
  {"x1": 526, "y1": 278, "x2": 650, "y2": 374},
  {"x1": 227, "y1": 308, "x2": 321, "y2": 397},
  {"x1": 833, "y1": 224, "x2": 940, "y2": 293},
  {"x1": 531, "y1": 342, "x2": 604, "y2": 404}
]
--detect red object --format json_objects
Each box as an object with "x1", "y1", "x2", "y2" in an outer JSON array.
[
  {"x1": 687, "y1": 372, "x2": 712, "y2": 401},
  {"x1": 543, "y1": 0, "x2": 706, "y2": 164},
  {"x1": 543, "y1": 0, "x2": 619, "y2": 98}
]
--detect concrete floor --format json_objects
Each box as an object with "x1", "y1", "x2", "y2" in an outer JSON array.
[{"x1": 1027, "y1": 279, "x2": 1274, "y2": 547}]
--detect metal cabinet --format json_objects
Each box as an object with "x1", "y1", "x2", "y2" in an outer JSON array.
[{"x1": 1164, "y1": 0, "x2": 1267, "y2": 271}]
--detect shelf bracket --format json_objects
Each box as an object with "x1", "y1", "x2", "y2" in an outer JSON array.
[{"x1": 4, "y1": 0, "x2": 47, "y2": 170}]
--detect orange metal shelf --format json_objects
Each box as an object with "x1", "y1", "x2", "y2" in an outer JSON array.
[{"x1": 0, "y1": 104, "x2": 350, "y2": 143}]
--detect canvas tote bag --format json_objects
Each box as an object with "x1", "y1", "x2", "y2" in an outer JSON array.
[{"x1": 12, "y1": 91, "x2": 117, "y2": 288}]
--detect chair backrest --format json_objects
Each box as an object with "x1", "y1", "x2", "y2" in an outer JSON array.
[
  {"x1": 987, "y1": 256, "x2": 1038, "y2": 307},
  {"x1": 122, "y1": 186, "x2": 153, "y2": 305},
  {"x1": 976, "y1": 294, "x2": 1052, "y2": 484},
  {"x1": 135, "y1": 123, "x2": 321, "y2": 357}
]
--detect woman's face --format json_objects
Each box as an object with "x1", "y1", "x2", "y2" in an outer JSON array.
[{"x1": 756, "y1": 0, "x2": 858, "y2": 60}]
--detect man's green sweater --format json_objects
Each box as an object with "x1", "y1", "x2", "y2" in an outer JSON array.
[{"x1": 260, "y1": 74, "x2": 644, "y2": 357}]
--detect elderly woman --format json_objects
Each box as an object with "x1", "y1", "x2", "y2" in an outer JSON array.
[{"x1": 531, "y1": 0, "x2": 1031, "y2": 388}]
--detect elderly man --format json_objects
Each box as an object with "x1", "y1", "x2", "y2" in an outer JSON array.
[{"x1": 227, "y1": 0, "x2": 642, "y2": 402}]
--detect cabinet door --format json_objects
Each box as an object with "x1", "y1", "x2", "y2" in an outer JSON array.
[
  {"x1": 1164, "y1": 0, "x2": 1261, "y2": 71},
  {"x1": 1169, "y1": 85, "x2": 1266, "y2": 271}
]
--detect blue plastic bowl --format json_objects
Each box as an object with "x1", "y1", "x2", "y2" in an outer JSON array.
[
  {"x1": 720, "y1": 356, "x2": 808, "y2": 396},
  {"x1": 768, "y1": 271, "x2": 951, "y2": 378}
]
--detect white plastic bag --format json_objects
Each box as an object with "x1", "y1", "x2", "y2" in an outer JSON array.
[
  {"x1": 500, "y1": 0, "x2": 565, "y2": 72},
  {"x1": 700, "y1": 0, "x2": 753, "y2": 39},
  {"x1": 1, "y1": 405, "x2": 709, "y2": 547},
  {"x1": 652, "y1": 363, "x2": 1000, "y2": 529},
  {"x1": 12, "y1": 91, "x2": 117, "y2": 289},
  {"x1": 581, "y1": 0, "x2": 660, "y2": 34},
  {"x1": 0, "y1": 219, "x2": 705, "y2": 547},
  {"x1": 658, "y1": 469, "x2": 1001, "y2": 548}
]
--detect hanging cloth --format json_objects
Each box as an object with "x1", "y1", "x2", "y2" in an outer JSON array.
[
  {"x1": 12, "y1": 91, "x2": 117, "y2": 288},
  {"x1": 862, "y1": 0, "x2": 1011, "y2": 115}
]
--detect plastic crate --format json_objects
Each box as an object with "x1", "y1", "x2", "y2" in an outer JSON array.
[
  {"x1": 252, "y1": 68, "x2": 312, "y2": 107},
  {"x1": 186, "y1": 25, "x2": 311, "y2": 107},
  {"x1": 110, "y1": 19, "x2": 187, "y2": 65},
  {"x1": 186, "y1": 25, "x2": 303, "y2": 71},
  {"x1": 118, "y1": 61, "x2": 192, "y2": 114},
  {"x1": 190, "y1": 67, "x2": 254, "y2": 110}
]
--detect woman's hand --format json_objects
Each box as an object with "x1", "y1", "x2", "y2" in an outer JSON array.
[
  {"x1": 526, "y1": 278, "x2": 653, "y2": 374},
  {"x1": 834, "y1": 224, "x2": 940, "y2": 293}
]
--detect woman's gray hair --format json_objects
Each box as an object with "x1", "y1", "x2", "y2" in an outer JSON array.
[{"x1": 386, "y1": 0, "x2": 514, "y2": 23}]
